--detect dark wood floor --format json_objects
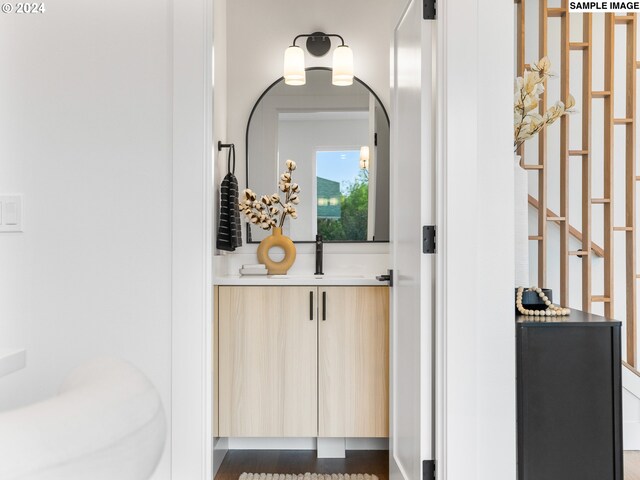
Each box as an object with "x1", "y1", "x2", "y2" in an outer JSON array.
[
  {"x1": 215, "y1": 450, "x2": 389, "y2": 480},
  {"x1": 216, "y1": 450, "x2": 640, "y2": 479}
]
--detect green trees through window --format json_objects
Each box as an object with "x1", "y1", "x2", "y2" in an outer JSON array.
[{"x1": 317, "y1": 169, "x2": 369, "y2": 241}]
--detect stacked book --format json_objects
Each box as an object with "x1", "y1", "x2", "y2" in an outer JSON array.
[{"x1": 239, "y1": 264, "x2": 268, "y2": 276}]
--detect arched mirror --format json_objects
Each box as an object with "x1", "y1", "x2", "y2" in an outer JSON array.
[{"x1": 246, "y1": 67, "x2": 390, "y2": 243}]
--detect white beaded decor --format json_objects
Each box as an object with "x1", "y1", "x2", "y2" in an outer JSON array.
[{"x1": 516, "y1": 286, "x2": 570, "y2": 319}]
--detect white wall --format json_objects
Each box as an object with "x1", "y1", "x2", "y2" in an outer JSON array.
[
  {"x1": 172, "y1": 0, "x2": 215, "y2": 476},
  {"x1": 0, "y1": 2, "x2": 172, "y2": 478},
  {"x1": 439, "y1": 0, "x2": 516, "y2": 479},
  {"x1": 213, "y1": 0, "x2": 228, "y2": 253},
  {"x1": 475, "y1": 3, "x2": 517, "y2": 476},
  {"x1": 212, "y1": 0, "x2": 229, "y2": 470},
  {"x1": 214, "y1": 0, "x2": 406, "y2": 271},
  {"x1": 215, "y1": 0, "x2": 401, "y2": 257}
]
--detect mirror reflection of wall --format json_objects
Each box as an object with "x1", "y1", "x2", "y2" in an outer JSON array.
[
  {"x1": 247, "y1": 68, "x2": 390, "y2": 243},
  {"x1": 279, "y1": 111, "x2": 368, "y2": 241}
]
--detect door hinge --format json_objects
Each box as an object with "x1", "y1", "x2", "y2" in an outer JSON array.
[
  {"x1": 423, "y1": 0, "x2": 436, "y2": 20},
  {"x1": 374, "y1": 132, "x2": 378, "y2": 146},
  {"x1": 423, "y1": 225, "x2": 436, "y2": 254},
  {"x1": 423, "y1": 460, "x2": 436, "y2": 480}
]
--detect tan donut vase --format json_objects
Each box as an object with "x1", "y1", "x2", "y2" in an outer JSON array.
[{"x1": 257, "y1": 227, "x2": 296, "y2": 275}]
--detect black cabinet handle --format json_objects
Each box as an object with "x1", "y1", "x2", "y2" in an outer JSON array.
[
  {"x1": 322, "y1": 291, "x2": 327, "y2": 321},
  {"x1": 309, "y1": 291, "x2": 314, "y2": 320}
]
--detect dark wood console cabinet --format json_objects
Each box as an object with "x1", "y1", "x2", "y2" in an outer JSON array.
[{"x1": 517, "y1": 310, "x2": 623, "y2": 480}]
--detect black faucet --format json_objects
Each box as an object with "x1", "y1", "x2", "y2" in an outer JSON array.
[{"x1": 315, "y1": 234, "x2": 324, "y2": 275}]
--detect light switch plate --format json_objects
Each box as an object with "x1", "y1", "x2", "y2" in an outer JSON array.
[{"x1": 0, "y1": 195, "x2": 23, "y2": 232}]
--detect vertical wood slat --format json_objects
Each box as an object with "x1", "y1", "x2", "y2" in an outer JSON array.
[
  {"x1": 538, "y1": 0, "x2": 548, "y2": 288},
  {"x1": 625, "y1": 15, "x2": 637, "y2": 366},
  {"x1": 604, "y1": 13, "x2": 615, "y2": 320},
  {"x1": 582, "y1": 14, "x2": 593, "y2": 312},
  {"x1": 559, "y1": 0, "x2": 570, "y2": 305}
]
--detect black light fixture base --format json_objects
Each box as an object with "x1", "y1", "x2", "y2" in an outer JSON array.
[{"x1": 306, "y1": 32, "x2": 331, "y2": 57}]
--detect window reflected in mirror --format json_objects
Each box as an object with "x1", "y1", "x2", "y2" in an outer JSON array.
[{"x1": 316, "y1": 149, "x2": 368, "y2": 242}]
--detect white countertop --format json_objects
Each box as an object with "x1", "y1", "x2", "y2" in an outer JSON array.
[
  {"x1": 0, "y1": 348, "x2": 26, "y2": 378},
  {"x1": 215, "y1": 274, "x2": 387, "y2": 286}
]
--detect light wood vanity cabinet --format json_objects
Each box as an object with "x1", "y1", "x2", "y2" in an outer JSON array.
[
  {"x1": 218, "y1": 286, "x2": 318, "y2": 437},
  {"x1": 216, "y1": 285, "x2": 389, "y2": 438},
  {"x1": 318, "y1": 287, "x2": 389, "y2": 437}
]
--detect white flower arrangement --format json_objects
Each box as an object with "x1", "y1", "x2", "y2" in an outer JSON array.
[
  {"x1": 514, "y1": 57, "x2": 576, "y2": 152},
  {"x1": 238, "y1": 159, "x2": 301, "y2": 231}
]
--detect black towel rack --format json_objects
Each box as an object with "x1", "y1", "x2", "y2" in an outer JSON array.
[
  {"x1": 217, "y1": 141, "x2": 233, "y2": 151},
  {"x1": 218, "y1": 141, "x2": 236, "y2": 175}
]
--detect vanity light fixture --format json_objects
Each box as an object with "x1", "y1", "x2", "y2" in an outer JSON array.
[
  {"x1": 332, "y1": 45, "x2": 354, "y2": 86},
  {"x1": 283, "y1": 32, "x2": 354, "y2": 86},
  {"x1": 359, "y1": 146, "x2": 370, "y2": 170},
  {"x1": 283, "y1": 46, "x2": 306, "y2": 86}
]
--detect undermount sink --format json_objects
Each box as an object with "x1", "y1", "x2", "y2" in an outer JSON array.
[
  {"x1": 215, "y1": 273, "x2": 382, "y2": 286},
  {"x1": 315, "y1": 274, "x2": 365, "y2": 279},
  {"x1": 272, "y1": 274, "x2": 366, "y2": 279}
]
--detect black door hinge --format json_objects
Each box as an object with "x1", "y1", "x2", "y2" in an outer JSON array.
[
  {"x1": 423, "y1": 0, "x2": 436, "y2": 19},
  {"x1": 423, "y1": 460, "x2": 436, "y2": 480},
  {"x1": 423, "y1": 225, "x2": 436, "y2": 254},
  {"x1": 374, "y1": 132, "x2": 378, "y2": 146}
]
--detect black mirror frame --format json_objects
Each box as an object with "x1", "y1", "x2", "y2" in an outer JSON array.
[{"x1": 245, "y1": 66, "x2": 390, "y2": 244}]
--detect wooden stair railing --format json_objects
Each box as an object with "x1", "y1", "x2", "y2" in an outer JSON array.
[
  {"x1": 528, "y1": 195, "x2": 605, "y2": 258},
  {"x1": 518, "y1": 4, "x2": 638, "y2": 367}
]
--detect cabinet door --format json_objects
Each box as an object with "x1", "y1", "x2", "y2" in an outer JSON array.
[
  {"x1": 318, "y1": 286, "x2": 389, "y2": 437},
  {"x1": 218, "y1": 286, "x2": 318, "y2": 437}
]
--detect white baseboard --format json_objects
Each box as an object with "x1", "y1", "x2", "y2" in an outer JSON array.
[
  {"x1": 389, "y1": 451, "x2": 403, "y2": 480},
  {"x1": 346, "y1": 438, "x2": 389, "y2": 450},
  {"x1": 228, "y1": 438, "x2": 317, "y2": 450},
  {"x1": 317, "y1": 438, "x2": 346, "y2": 458},
  {"x1": 226, "y1": 437, "x2": 388, "y2": 451},
  {"x1": 213, "y1": 437, "x2": 229, "y2": 477},
  {"x1": 624, "y1": 377, "x2": 640, "y2": 451},
  {"x1": 624, "y1": 366, "x2": 640, "y2": 399},
  {"x1": 214, "y1": 437, "x2": 229, "y2": 449}
]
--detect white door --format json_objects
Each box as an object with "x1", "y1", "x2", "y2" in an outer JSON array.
[{"x1": 390, "y1": 0, "x2": 436, "y2": 479}]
